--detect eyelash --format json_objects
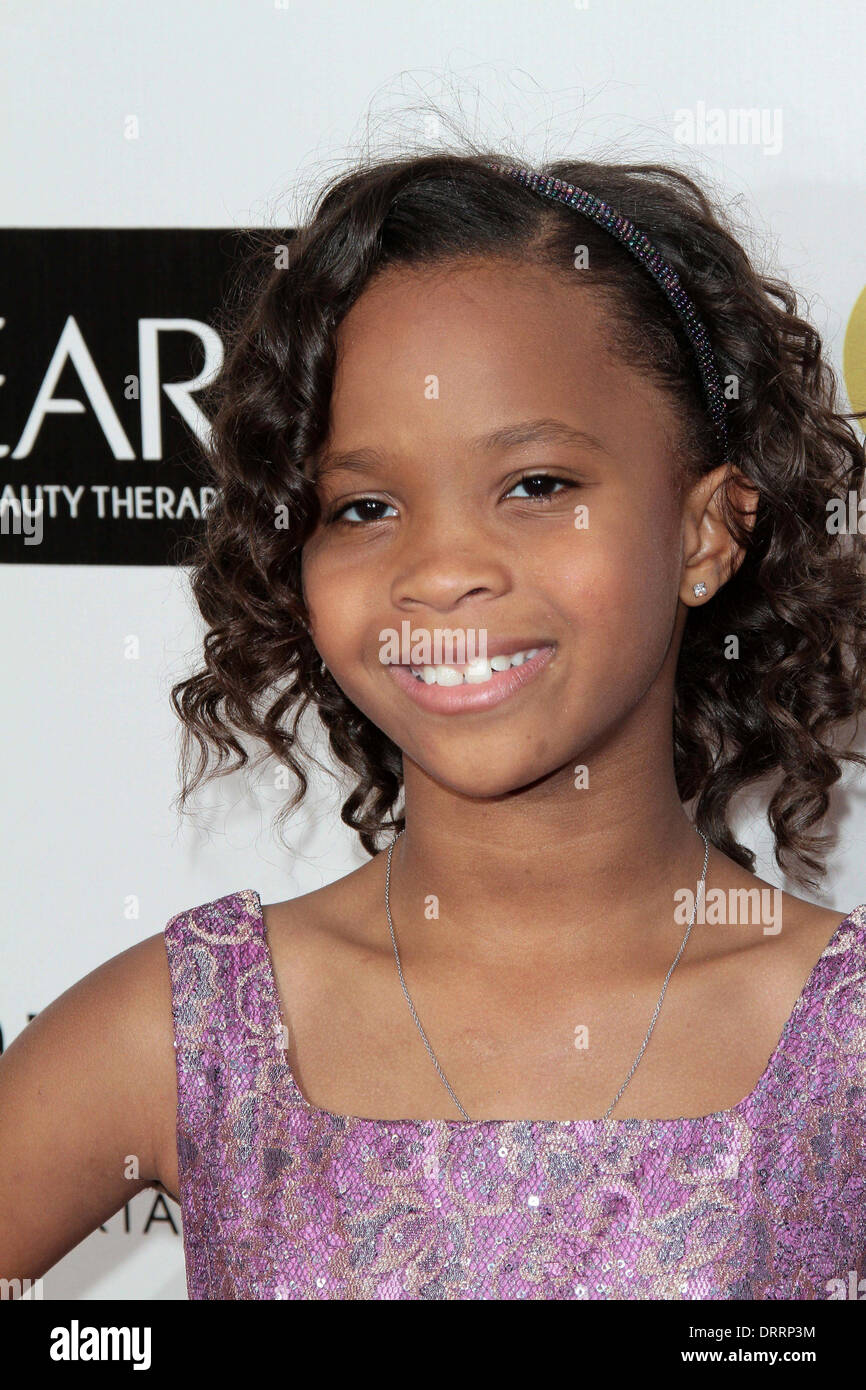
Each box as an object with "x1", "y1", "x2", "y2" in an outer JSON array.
[{"x1": 324, "y1": 472, "x2": 576, "y2": 525}]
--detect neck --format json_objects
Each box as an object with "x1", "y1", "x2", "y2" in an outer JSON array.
[{"x1": 388, "y1": 718, "x2": 708, "y2": 969}]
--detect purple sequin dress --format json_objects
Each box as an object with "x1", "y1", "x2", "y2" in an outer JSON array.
[{"x1": 164, "y1": 891, "x2": 866, "y2": 1300}]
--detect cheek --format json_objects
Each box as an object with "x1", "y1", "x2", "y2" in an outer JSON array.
[
  {"x1": 301, "y1": 544, "x2": 387, "y2": 693},
  {"x1": 544, "y1": 513, "x2": 681, "y2": 671},
  {"x1": 301, "y1": 546, "x2": 362, "y2": 652}
]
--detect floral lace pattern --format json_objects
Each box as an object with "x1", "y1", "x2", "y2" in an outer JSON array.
[{"x1": 164, "y1": 892, "x2": 866, "y2": 1300}]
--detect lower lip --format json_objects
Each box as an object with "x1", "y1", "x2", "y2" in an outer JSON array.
[{"x1": 386, "y1": 646, "x2": 555, "y2": 715}]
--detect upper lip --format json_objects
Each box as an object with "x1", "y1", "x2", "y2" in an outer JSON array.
[{"x1": 396, "y1": 637, "x2": 555, "y2": 664}]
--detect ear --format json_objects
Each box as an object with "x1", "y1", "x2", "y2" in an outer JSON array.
[{"x1": 680, "y1": 464, "x2": 760, "y2": 606}]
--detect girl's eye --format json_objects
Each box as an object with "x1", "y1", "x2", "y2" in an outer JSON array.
[
  {"x1": 505, "y1": 473, "x2": 572, "y2": 500},
  {"x1": 325, "y1": 473, "x2": 575, "y2": 524},
  {"x1": 327, "y1": 497, "x2": 398, "y2": 525}
]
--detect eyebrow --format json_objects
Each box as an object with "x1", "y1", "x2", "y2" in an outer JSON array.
[{"x1": 311, "y1": 417, "x2": 611, "y2": 482}]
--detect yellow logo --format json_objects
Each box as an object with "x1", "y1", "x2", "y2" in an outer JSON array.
[{"x1": 843, "y1": 286, "x2": 866, "y2": 425}]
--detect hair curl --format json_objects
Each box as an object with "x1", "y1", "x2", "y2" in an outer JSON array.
[{"x1": 170, "y1": 147, "x2": 866, "y2": 888}]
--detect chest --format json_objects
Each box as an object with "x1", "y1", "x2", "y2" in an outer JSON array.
[{"x1": 282, "y1": 956, "x2": 783, "y2": 1122}]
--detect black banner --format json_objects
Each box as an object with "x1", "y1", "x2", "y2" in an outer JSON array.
[{"x1": 0, "y1": 229, "x2": 262, "y2": 565}]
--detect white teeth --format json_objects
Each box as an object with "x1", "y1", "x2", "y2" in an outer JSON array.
[
  {"x1": 464, "y1": 658, "x2": 493, "y2": 684},
  {"x1": 434, "y1": 666, "x2": 463, "y2": 686},
  {"x1": 408, "y1": 646, "x2": 546, "y2": 686}
]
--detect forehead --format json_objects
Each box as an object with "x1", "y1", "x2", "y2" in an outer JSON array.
[
  {"x1": 336, "y1": 256, "x2": 610, "y2": 374},
  {"x1": 321, "y1": 257, "x2": 677, "y2": 467}
]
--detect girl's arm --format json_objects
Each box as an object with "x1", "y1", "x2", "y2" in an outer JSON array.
[{"x1": 0, "y1": 931, "x2": 178, "y2": 1282}]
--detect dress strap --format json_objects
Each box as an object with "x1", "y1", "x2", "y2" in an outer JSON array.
[
  {"x1": 163, "y1": 889, "x2": 286, "y2": 1299},
  {"x1": 797, "y1": 906, "x2": 866, "y2": 1076},
  {"x1": 163, "y1": 887, "x2": 286, "y2": 1186},
  {"x1": 745, "y1": 904, "x2": 866, "y2": 1117},
  {"x1": 163, "y1": 888, "x2": 283, "y2": 1060}
]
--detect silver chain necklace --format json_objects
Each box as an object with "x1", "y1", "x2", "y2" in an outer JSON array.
[{"x1": 384, "y1": 824, "x2": 710, "y2": 1122}]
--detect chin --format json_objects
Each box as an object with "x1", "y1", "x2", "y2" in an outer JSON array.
[{"x1": 407, "y1": 749, "x2": 568, "y2": 801}]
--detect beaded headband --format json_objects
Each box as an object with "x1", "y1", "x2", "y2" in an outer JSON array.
[{"x1": 484, "y1": 162, "x2": 729, "y2": 460}]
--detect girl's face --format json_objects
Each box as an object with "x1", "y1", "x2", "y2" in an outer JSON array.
[{"x1": 301, "y1": 256, "x2": 699, "y2": 800}]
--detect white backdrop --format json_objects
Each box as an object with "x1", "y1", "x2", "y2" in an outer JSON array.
[{"x1": 2, "y1": 0, "x2": 865, "y2": 1300}]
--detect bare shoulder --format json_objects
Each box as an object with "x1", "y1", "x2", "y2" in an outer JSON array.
[
  {"x1": 43, "y1": 930, "x2": 179, "y2": 1191},
  {"x1": 0, "y1": 929, "x2": 178, "y2": 1279},
  {"x1": 3, "y1": 928, "x2": 177, "y2": 1148},
  {"x1": 682, "y1": 850, "x2": 855, "y2": 1013},
  {"x1": 258, "y1": 853, "x2": 392, "y2": 1042},
  {"x1": 261, "y1": 852, "x2": 387, "y2": 964},
  {"x1": 776, "y1": 889, "x2": 857, "y2": 977}
]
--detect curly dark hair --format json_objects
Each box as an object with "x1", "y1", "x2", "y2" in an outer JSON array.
[{"x1": 169, "y1": 146, "x2": 866, "y2": 889}]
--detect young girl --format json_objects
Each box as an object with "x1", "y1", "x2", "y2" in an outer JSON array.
[{"x1": 2, "y1": 150, "x2": 866, "y2": 1302}]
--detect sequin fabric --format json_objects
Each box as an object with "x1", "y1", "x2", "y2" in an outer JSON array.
[{"x1": 164, "y1": 892, "x2": 866, "y2": 1300}]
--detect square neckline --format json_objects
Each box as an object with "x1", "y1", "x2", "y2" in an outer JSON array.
[{"x1": 249, "y1": 889, "x2": 863, "y2": 1131}]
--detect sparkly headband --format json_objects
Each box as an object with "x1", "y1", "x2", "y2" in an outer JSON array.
[{"x1": 484, "y1": 163, "x2": 729, "y2": 460}]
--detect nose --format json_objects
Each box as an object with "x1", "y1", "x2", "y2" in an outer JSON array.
[{"x1": 389, "y1": 525, "x2": 512, "y2": 615}]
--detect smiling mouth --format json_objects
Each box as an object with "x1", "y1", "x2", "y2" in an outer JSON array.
[
  {"x1": 386, "y1": 643, "x2": 556, "y2": 714},
  {"x1": 406, "y1": 645, "x2": 543, "y2": 687}
]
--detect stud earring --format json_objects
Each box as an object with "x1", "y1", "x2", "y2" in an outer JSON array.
[{"x1": 693, "y1": 581, "x2": 708, "y2": 598}]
